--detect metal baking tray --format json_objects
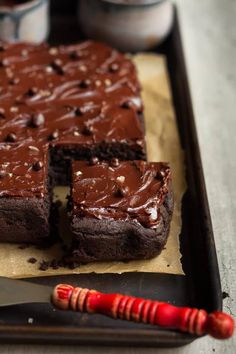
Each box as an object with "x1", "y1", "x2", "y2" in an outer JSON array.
[{"x1": 0, "y1": 5, "x2": 222, "y2": 347}]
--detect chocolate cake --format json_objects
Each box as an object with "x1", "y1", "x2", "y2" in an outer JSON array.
[
  {"x1": 68, "y1": 160, "x2": 173, "y2": 262},
  {"x1": 0, "y1": 40, "x2": 146, "y2": 243},
  {"x1": 0, "y1": 41, "x2": 145, "y2": 183},
  {"x1": 0, "y1": 141, "x2": 51, "y2": 243}
]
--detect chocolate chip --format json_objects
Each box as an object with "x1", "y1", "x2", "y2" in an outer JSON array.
[
  {"x1": 110, "y1": 158, "x2": 119, "y2": 167},
  {"x1": 75, "y1": 107, "x2": 84, "y2": 116},
  {"x1": 33, "y1": 161, "x2": 43, "y2": 171},
  {"x1": 70, "y1": 51, "x2": 81, "y2": 60},
  {"x1": 27, "y1": 257, "x2": 37, "y2": 264},
  {"x1": 49, "y1": 130, "x2": 59, "y2": 140},
  {"x1": 9, "y1": 77, "x2": 20, "y2": 85},
  {"x1": 0, "y1": 107, "x2": 5, "y2": 119},
  {"x1": 115, "y1": 186, "x2": 129, "y2": 198},
  {"x1": 89, "y1": 157, "x2": 99, "y2": 165},
  {"x1": 82, "y1": 125, "x2": 93, "y2": 136},
  {"x1": 31, "y1": 113, "x2": 45, "y2": 128},
  {"x1": 51, "y1": 58, "x2": 64, "y2": 74},
  {"x1": 109, "y1": 63, "x2": 119, "y2": 72},
  {"x1": 0, "y1": 170, "x2": 7, "y2": 178},
  {"x1": 0, "y1": 58, "x2": 9, "y2": 67},
  {"x1": 5, "y1": 133, "x2": 17, "y2": 142},
  {"x1": 121, "y1": 101, "x2": 132, "y2": 109},
  {"x1": 51, "y1": 58, "x2": 63, "y2": 69},
  {"x1": 27, "y1": 87, "x2": 38, "y2": 97},
  {"x1": 79, "y1": 79, "x2": 91, "y2": 89}
]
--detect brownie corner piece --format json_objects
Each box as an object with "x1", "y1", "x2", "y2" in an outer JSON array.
[
  {"x1": 67, "y1": 160, "x2": 173, "y2": 263},
  {"x1": 0, "y1": 143, "x2": 51, "y2": 243}
]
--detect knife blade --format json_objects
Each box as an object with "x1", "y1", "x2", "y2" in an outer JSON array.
[{"x1": 0, "y1": 276, "x2": 51, "y2": 306}]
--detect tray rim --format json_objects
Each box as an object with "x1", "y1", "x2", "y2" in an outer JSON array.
[{"x1": 0, "y1": 5, "x2": 222, "y2": 347}]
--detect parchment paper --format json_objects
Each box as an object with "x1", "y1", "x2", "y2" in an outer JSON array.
[{"x1": 0, "y1": 54, "x2": 186, "y2": 278}]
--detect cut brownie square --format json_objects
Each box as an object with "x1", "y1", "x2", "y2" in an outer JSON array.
[
  {"x1": 68, "y1": 160, "x2": 174, "y2": 263},
  {"x1": 0, "y1": 142, "x2": 51, "y2": 243}
]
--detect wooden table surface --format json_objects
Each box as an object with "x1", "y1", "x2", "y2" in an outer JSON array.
[{"x1": 0, "y1": 0, "x2": 235, "y2": 352}]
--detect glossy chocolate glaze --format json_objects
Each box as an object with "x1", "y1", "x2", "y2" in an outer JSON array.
[
  {"x1": 0, "y1": 141, "x2": 47, "y2": 197},
  {"x1": 0, "y1": 41, "x2": 144, "y2": 197},
  {"x1": 72, "y1": 160, "x2": 171, "y2": 228}
]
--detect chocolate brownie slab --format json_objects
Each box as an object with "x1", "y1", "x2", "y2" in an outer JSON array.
[
  {"x1": 0, "y1": 41, "x2": 146, "y2": 184},
  {"x1": 0, "y1": 40, "x2": 146, "y2": 243},
  {"x1": 68, "y1": 160, "x2": 173, "y2": 263},
  {"x1": 0, "y1": 142, "x2": 51, "y2": 243}
]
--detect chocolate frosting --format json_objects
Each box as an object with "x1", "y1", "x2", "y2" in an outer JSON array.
[
  {"x1": 72, "y1": 160, "x2": 171, "y2": 228},
  {"x1": 0, "y1": 141, "x2": 48, "y2": 197},
  {"x1": 0, "y1": 41, "x2": 144, "y2": 197}
]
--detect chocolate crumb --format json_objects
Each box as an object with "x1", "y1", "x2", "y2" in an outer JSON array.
[
  {"x1": 39, "y1": 260, "x2": 50, "y2": 271},
  {"x1": 50, "y1": 259, "x2": 59, "y2": 270},
  {"x1": 222, "y1": 291, "x2": 229, "y2": 299},
  {"x1": 5, "y1": 133, "x2": 17, "y2": 142},
  {"x1": 33, "y1": 161, "x2": 43, "y2": 171},
  {"x1": 28, "y1": 257, "x2": 37, "y2": 264},
  {"x1": 31, "y1": 113, "x2": 45, "y2": 128}
]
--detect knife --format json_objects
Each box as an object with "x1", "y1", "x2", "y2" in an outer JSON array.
[{"x1": 0, "y1": 277, "x2": 234, "y2": 339}]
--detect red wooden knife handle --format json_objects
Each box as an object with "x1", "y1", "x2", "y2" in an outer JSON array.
[{"x1": 52, "y1": 284, "x2": 234, "y2": 339}]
